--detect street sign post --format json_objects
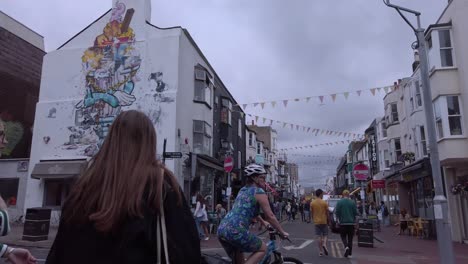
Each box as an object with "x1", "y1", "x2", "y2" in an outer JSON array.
[
  {"x1": 163, "y1": 152, "x2": 183, "y2": 159},
  {"x1": 224, "y1": 156, "x2": 234, "y2": 210},
  {"x1": 353, "y1": 163, "x2": 369, "y2": 181}
]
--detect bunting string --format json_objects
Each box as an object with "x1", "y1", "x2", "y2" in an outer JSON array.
[
  {"x1": 246, "y1": 114, "x2": 363, "y2": 139},
  {"x1": 279, "y1": 139, "x2": 356, "y2": 151},
  {"x1": 237, "y1": 82, "x2": 401, "y2": 110}
]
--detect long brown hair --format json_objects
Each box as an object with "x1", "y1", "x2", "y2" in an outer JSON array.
[{"x1": 63, "y1": 110, "x2": 181, "y2": 232}]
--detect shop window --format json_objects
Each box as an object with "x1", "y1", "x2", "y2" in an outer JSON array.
[{"x1": 0, "y1": 178, "x2": 19, "y2": 206}]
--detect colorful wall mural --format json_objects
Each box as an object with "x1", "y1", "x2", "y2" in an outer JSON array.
[
  {"x1": 0, "y1": 113, "x2": 26, "y2": 158},
  {"x1": 64, "y1": 1, "x2": 142, "y2": 156}
]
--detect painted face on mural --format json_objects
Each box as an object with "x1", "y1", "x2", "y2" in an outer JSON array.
[{"x1": 0, "y1": 119, "x2": 7, "y2": 154}]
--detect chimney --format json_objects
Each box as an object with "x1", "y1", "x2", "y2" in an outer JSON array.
[{"x1": 412, "y1": 50, "x2": 420, "y2": 72}]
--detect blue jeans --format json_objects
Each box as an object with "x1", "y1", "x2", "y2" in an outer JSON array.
[{"x1": 195, "y1": 216, "x2": 204, "y2": 238}]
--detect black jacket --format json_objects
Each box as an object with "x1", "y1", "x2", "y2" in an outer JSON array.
[{"x1": 46, "y1": 187, "x2": 201, "y2": 264}]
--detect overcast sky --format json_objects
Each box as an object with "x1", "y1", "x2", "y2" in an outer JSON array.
[{"x1": 1, "y1": 0, "x2": 447, "y2": 187}]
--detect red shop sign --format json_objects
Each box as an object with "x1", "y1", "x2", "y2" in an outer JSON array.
[{"x1": 372, "y1": 180, "x2": 386, "y2": 189}]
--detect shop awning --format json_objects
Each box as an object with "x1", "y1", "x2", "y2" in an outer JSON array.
[
  {"x1": 197, "y1": 155, "x2": 224, "y2": 171},
  {"x1": 31, "y1": 160, "x2": 88, "y2": 179}
]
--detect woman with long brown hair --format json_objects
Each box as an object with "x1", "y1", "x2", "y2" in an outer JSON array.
[{"x1": 46, "y1": 110, "x2": 201, "y2": 264}]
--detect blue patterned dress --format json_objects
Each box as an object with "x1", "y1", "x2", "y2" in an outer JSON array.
[{"x1": 217, "y1": 186, "x2": 266, "y2": 252}]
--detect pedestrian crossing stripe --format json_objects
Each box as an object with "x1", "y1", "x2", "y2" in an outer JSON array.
[{"x1": 330, "y1": 241, "x2": 343, "y2": 258}]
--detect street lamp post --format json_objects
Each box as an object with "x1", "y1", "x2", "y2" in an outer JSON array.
[{"x1": 383, "y1": 1, "x2": 455, "y2": 263}]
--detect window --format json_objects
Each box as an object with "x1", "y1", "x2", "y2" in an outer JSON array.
[
  {"x1": 394, "y1": 138, "x2": 402, "y2": 162},
  {"x1": 427, "y1": 35, "x2": 432, "y2": 49},
  {"x1": 384, "y1": 150, "x2": 390, "y2": 168},
  {"x1": 439, "y1": 29, "x2": 453, "y2": 67},
  {"x1": 44, "y1": 179, "x2": 72, "y2": 207},
  {"x1": 238, "y1": 151, "x2": 242, "y2": 169},
  {"x1": 381, "y1": 122, "x2": 387, "y2": 138},
  {"x1": 434, "y1": 98, "x2": 444, "y2": 138},
  {"x1": 415, "y1": 81, "x2": 422, "y2": 107},
  {"x1": 434, "y1": 96, "x2": 464, "y2": 138},
  {"x1": 248, "y1": 133, "x2": 253, "y2": 146},
  {"x1": 420, "y1": 126, "x2": 428, "y2": 156},
  {"x1": 193, "y1": 120, "x2": 211, "y2": 155},
  {"x1": 391, "y1": 103, "x2": 399, "y2": 122},
  {"x1": 221, "y1": 98, "x2": 232, "y2": 125},
  {"x1": 0, "y1": 178, "x2": 19, "y2": 206},
  {"x1": 238, "y1": 119, "x2": 242, "y2": 138},
  {"x1": 410, "y1": 97, "x2": 414, "y2": 111},
  {"x1": 257, "y1": 142, "x2": 261, "y2": 155},
  {"x1": 194, "y1": 67, "x2": 212, "y2": 106},
  {"x1": 447, "y1": 96, "x2": 463, "y2": 135}
]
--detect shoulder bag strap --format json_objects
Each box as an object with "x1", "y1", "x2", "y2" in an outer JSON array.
[{"x1": 160, "y1": 170, "x2": 170, "y2": 264}]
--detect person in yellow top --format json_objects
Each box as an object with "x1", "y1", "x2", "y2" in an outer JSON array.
[{"x1": 310, "y1": 189, "x2": 329, "y2": 257}]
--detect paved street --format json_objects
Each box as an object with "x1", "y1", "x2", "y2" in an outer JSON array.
[{"x1": 2, "y1": 220, "x2": 468, "y2": 263}]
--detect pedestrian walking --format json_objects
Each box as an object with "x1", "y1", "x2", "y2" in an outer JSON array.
[
  {"x1": 303, "y1": 199, "x2": 311, "y2": 223},
  {"x1": 380, "y1": 201, "x2": 390, "y2": 226},
  {"x1": 286, "y1": 202, "x2": 292, "y2": 222},
  {"x1": 335, "y1": 190, "x2": 358, "y2": 258},
  {"x1": 310, "y1": 189, "x2": 329, "y2": 257},
  {"x1": 1, "y1": 195, "x2": 37, "y2": 264},
  {"x1": 194, "y1": 194, "x2": 210, "y2": 240},
  {"x1": 279, "y1": 200, "x2": 285, "y2": 221},
  {"x1": 299, "y1": 202, "x2": 305, "y2": 222},
  {"x1": 291, "y1": 202, "x2": 297, "y2": 221},
  {"x1": 215, "y1": 204, "x2": 227, "y2": 226},
  {"x1": 46, "y1": 110, "x2": 201, "y2": 264}
]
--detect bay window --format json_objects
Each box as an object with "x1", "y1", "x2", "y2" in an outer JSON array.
[
  {"x1": 439, "y1": 29, "x2": 453, "y2": 67},
  {"x1": 194, "y1": 66, "x2": 212, "y2": 107},
  {"x1": 433, "y1": 95, "x2": 464, "y2": 139},
  {"x1": 193, "y1": 120, "x2": 211, "y2": 155}
]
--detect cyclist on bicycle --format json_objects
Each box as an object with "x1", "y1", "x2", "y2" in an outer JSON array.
[{"x1": 217, "y1": 164, "x2": 289, "y2": 264}]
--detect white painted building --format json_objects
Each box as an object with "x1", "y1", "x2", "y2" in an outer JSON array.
[
  {"x1": 23, "y1": 0, "x2": 232, "y2": 220},
  {"x1": 424, "y1": 0, "x2": 468, "y2": 242}
]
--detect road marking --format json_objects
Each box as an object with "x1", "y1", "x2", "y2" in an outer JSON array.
[
  {"x1": 283, "y1": 239, "x2": 314, "y2": 250},
  {"x1": 330, "y1": 241, "x2": 343, "y2": 258}
]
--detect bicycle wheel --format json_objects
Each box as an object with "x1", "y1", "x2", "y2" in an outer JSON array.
[{"x1": 272, "y1": 257, "x2": 303, "y2": 264}]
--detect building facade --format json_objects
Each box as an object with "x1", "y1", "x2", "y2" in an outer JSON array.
[
  {"x1": 0, "y1": 11, "x2": 45, "y2": 221},
  {"x1": 22, "y1": 0, "x2": 244, "y2": 221}
]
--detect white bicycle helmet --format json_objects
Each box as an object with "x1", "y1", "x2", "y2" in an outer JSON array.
[{"x1": 244, "y1": 163, "x2": 267, "y2": 177}]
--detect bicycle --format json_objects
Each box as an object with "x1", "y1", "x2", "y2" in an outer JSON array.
[{"x1": 212, "y1": 226, "x2": 303, "y2": 264}]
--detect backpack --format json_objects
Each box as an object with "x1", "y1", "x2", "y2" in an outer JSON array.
[{"x1": 383, "y1": 206, "x2": 389, "y2": 217}]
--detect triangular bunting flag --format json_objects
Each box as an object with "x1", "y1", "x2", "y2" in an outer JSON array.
[
  {"x1": 283, "y1": 122, "x2": 287, "y2": 128},
  {"x1": 242, "y1": 104, "x2": 247, "y2": 109},
  {"x1": 253, "y1": 103, "x2": 259, "y2": 107},
  {"x1": 271, "y1": 101, "x2": 277, "y2": 108},
  {"x1": 357, "y1": 90, "x2": 362, "y2": 96},
  {"x1": 338, "y1": 132, "x2": 342, "y2": 136},
  {"x1": 331, "y1": 94, "x2": 337, "y2": 102},
  {"x1": 321, "y1": 130, "x2": 325, "y2": 135},
  {"x1": 344, "y1": 92, "x2": 350, "y2": 99},
  {"x1": 370, "y1": 88, "x2": 376, "y2": 96},
  {"x1": 315, "y1": 130, "x2": 319, "y2": 136},
  {"x1": 290, "y1": 124, "x2": 294, "y2": 130},
  {"x1": 307, "y1": 127, "x2": 311, "y2": 132},
  {"x1": 255, "y1": 116, "x2": 259, "y2": 123},
  {"x1": 294, "y1": 98, "x2": 300, "y2": 102},
  {"x1": 283, "y1": 100, "x2": 288, "y2": 107},
  {"x1": 306, "y1": 97, "x2": 311, "y2": 103},
  {"x1": 260, "y1": 102, "x2": 265, "y2": 109},
  {"x1": 296, "y1": 125, "x2": 299, "y2": 130},
  {"x1": 262, "y1": 117, "x2": 266, "y2": 124},
  {"x1": 319, "y1": 96, "x2": 324, "y2": 103},
  {"x1": 377, "y1": 87, "x2": 382, "y2": 93},
  {"x1": 270, "y1": 120, "x2": 273, "y2": 126},
  {"x1": 384, "y1": 86, "x2": 389, "y2": 93}
]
